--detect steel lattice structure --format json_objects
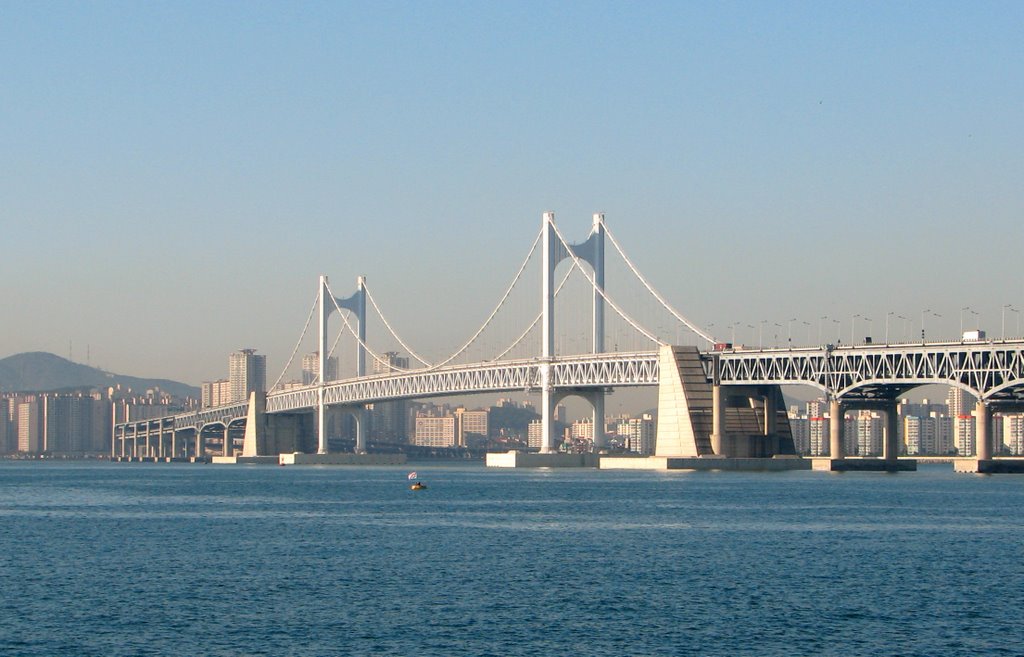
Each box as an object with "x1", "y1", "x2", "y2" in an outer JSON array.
[
  {"x1": 119, "y1": 340, "x2": 1024, "y2": 437},
  {"x1": 714, "y1": 341, "x2": 1024, "y2": 404},
  {"x1": 117, "y1": 341, "x2": 1024, "y2": 439}
]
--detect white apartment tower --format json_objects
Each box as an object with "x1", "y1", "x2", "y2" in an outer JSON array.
[
  {"x1": 302, "y1": 352, "x2": 338, "y2": 385},
  {"x1": 229, "y1": 349, "x2": 266, "y2": 403}
]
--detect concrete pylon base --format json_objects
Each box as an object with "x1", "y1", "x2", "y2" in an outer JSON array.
[
  {"x1": 811, "y1": 458, "x2": 916, "y2": 472},
  {"x1": 485, "y1": 451, "x2": 599, "y2": 468},
  {"x1": 954, "y1": 458, "x2": 1024, "y2": 474},
  {"x1": 279, "y1": 452, "x2": 407, "y2": 466},
  {"x1": 600, "y1": 456, "x2": 810, "y2": 471}
]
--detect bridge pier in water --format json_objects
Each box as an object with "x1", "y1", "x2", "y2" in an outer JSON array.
[{"x1": 812, "y1": 398, "x2": 915, "y2": 472}]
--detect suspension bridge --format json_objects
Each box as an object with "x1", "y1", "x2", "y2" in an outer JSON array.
[{"x1": 114, "y1": 213, "x2": 1024, "y2": 472}]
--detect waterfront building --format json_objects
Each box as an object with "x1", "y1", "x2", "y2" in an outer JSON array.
[
  {"x1": 856, "y1": 410, "x2": 883, "y2": 456},
  {"x1": 455, "y1": 407, "x2": 488, "y2": 448},
  {"x1": 1002, "y1": 414, "x2": 1024, "y2": 455},
  {"x1": 947, "y1": 388, "x2": 976, "y2": 455},
  {"x1": 527, "y1": 419, "x2": 542, "y2": 449},
  {"x1": 788, "y1": 408, "x2": 810, "y2": 454},
  {"x1": 17, "y1": 398, "x2": 42, "y2": 453},
  {"x1": 616, "y1": 413, "x2": 655, "y2": 455},
  {"x1": 807, "y1": 399, "x2": 829, "y2": 456},
  {"x1": 413, "y1": 413, "x2": 456, "y2": 447},
  {"x1": 228, "y1": 349, "x2": 266, "y2": 403},
  {"x1": 843, "y1": 415, "x2": 858, "y2": 456},
  {"x1": 954, "y1": 413, "x2": 976, "y2": 456}
]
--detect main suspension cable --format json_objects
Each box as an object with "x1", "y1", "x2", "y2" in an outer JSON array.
[
  {"x1": 603, "y1": 221, "x2": 715, "y2": 344},
  {"x1": 270, "y1": 292, "x2": 319, "y2": 391}
]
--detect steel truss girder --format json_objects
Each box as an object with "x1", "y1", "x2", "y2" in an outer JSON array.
[
  {"x1": 714, "y1": 342, "x2": 1024, "y2": 401},
  {"x1": 115, "y1": 342, "x2": 1024, "y2": 435},
  {"x1": 265, "y1": 352, "x2": 660, "y2": 413}
]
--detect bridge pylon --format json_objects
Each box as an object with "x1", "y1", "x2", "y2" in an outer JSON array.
[
  {"x1": 540, "y1": 212, "x2": 608, "y2": 452},
  {"x1": 318, "y1": 275, "x2": 368, "y2": 454}
]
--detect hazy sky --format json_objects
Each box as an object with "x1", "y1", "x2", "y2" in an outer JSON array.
[{"x1": 3, "y1": 1, "x2": 1022, "y2": 389}]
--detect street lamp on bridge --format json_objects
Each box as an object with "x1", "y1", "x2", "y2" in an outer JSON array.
[
  {"x1": 921, "y1": 309, "x2": 941, "y2": 341},
  {"x1": 960, "y1": 306, "x2": 972, "y2": 336},
  {"x1": 1004, "y1": 305, "x2": 1019, "y2": 340},
  {"x1": 851, "y1": 314, "x2": 861, "y2": 345}
]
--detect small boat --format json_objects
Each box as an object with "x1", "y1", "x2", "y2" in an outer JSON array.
[{"x1": 410, "y1": 481, "x2": 427, "y2": 491}]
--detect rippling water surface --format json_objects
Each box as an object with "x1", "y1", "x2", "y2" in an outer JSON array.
[{"x1": 1, "y1": 462, "x2": 1022, "y2": 656}]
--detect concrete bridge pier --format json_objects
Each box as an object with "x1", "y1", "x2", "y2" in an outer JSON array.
[
  {"x1": 829, "y1": 398, "x2": 845, "y2": 460},
  {"x1": 975, "y1": 400, "x2": 992, "y2": 461},
  {"x1": 710, "y1": 383, "x2": 725, "y2": 455},
  {"x1": 354, "y1": 407, "x2": 368, "y2": 454},
  {"x1": 883, "y1": 401, "x2": 900, "y2": 464}
]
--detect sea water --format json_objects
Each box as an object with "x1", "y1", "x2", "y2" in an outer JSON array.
[{"x1": 0, "y1": 462, "x2": 1021, "y2": 657}]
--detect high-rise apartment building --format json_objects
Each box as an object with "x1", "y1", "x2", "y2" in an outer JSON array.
[
  {"x1": 947, "y1": 388, "x2": 976, "y2": 455},
  {"x1": 201, "y1": 379, "x2": 232, "y2": 408},
  {"x1": 18, "y1": 398, "x2": 42, "y2": 453},
  {"x1": 788, "y1": 407, "x2": 810, "y2": 454},
  {"x1": 807, "y1": 399, "x2": 830, "y2": 456},
  {"x1": 301, "y1": 352, "x2": 338, "y2": 385},
  {"x1": 369, "y1": 352, "x2": 410, "y2": 442},
  {"x1": 1002, "y1": 414, "x2": 1024, "y2": 455},
  {"x1": 229, "y1": 349, "x2": 266, "y2": 403},
  {"x1": 617, "y1": 414, "x2": 655, "y2": 455},
  {"x1": 855, "y1": 410, "x2": 883, "y2": 456}
]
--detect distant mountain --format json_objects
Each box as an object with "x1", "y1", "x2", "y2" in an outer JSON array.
[{"x1": 0, "y1": 352, "x2": 199, "y2": 399}]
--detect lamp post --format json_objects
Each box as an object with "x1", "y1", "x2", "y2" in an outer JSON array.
[
  {"x1": 832, "y1": 318, "x2": 841, "y2": 343},
  {"x1": 864, "y1": 317, "x2": 873, "y2": 342},
  {"x1": 960, "y1": 306, "x2": 972, "y2": 336},
  {"x1": 819, "y1": 315, "x2": 828, "y2": 344},
  {"x1": 922, "y1": 310, "x2": 941, "y2": 341},
  {"x1": 802, "y1": 321, "x2": 811, "y2": 344},
  {"x1": 773, "y1": 322, "x2": 783, "y2": 347},
  {"x1": 759, "y1": 320, "x2": 767, "y2": 349},
  {"x1": 851, "y1": 313, "x2": 861, "y2": 344},
  {"x1": 787, "y1": 318, "x2": 797, "y2": 345},
  {"x1": 898, "y1": 315, "x2": 908, "y2": 342},
  {"x1": 1004, "y1": 305, "x2": 1020, "y2": 339},
  {"x1": 747, "y1": 324, "x2": 756, "y2": 345},
  {"x1": 885, "y1": 312, "x2": 894, "y2": 344}
]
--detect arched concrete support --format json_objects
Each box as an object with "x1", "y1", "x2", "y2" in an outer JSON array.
[{"x1": 829, "y1": 399, "x2": 845, "y2": 459}]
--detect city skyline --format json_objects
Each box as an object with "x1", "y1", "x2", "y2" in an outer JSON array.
[{"x1": 3, "y1": 3, "x2": 1021, "y2": 386}]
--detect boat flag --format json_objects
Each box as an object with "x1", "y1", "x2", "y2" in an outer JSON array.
[{"x1": 407, "y1": 472, "x2": 417, "y2": 480}]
